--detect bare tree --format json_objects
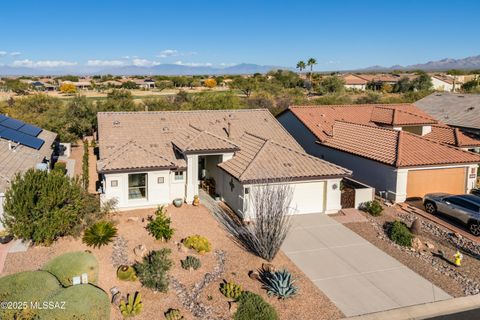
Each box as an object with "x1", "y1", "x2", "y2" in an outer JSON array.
[{"x1": 212, "y1": 183, "x2": 294, "y2": 261}]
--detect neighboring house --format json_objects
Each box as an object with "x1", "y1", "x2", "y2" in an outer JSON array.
[
  {"x1": 278, "y1": 104, "x2": 480, "y2": 203},
  {"x1": 356, "y1": 74, "x2": 402, "y2": 90},
  {"x1": 31, "y1": 81, "x2": 57, "y2": 91},
  {"x1": 133, "y1": 79, "x2": 156, "y2": 89},
  {"x1": 96, "y1": 109, "x2": 351, "y2": 218},
  {"x1": 62, "y1": 81, "x2": 92, "y2": 90},
  {"x1": 0, "y1": 114, "x2": 57, "y2": 230},
  {"x1": 430, "y1": 75, "x2": 458, "y2": 92},
  {"x1": 415, "y1": 92, "x2": 480, "y2": 140},
  {"x1": 341, "y1": 74, "x2": 368, "y2": 90}
]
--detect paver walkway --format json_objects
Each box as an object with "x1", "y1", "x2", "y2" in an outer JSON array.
[{"x1": 282, "y1": 214, "x2": 451, "y2": 317}]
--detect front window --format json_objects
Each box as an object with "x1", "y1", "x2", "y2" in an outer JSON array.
[
  {"x1": 174, "y1": 171, "x2": 185, "y2": 181},
  {"x1": 128, "y1": 173, "x2": 147, "y2": 200}
]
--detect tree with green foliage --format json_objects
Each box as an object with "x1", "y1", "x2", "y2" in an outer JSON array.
[
  {"x1": 98, "y1": 89, "x2": 137, "y2": 111},
  {"x1": 1, "y1": 169, "x2": 100, "y2": 245},
  {"x1": 229, "y1": 77, "x2": 258, "y2": 97},
  {"x1": 306, "y1": 57, "x2": 317, "y2": 82},
  {"x1": 411, "y1": 72, "x2": 432, "y2": 91},
  {"x1": 392, "y1": 77, "x2": 413, "y2": 93},
  {"x1": 462, "y1": 79, "x2": 480, "y2": 92},
  {"x1": 121, "y1": 81, "x2": 139, "y2": 89},
  {"x1": 316, "y1": 76, "x2": 345, "y2": 94},
  {"x1": 2, "y1": 78, "x2": 29, "y2": 94},
  {"x1": 64, "y1": 95, "x2": 97, "y2": 138},
  {"x1": 184, "y1": 91, "x2": 244, "y2": 110},
  {"x1": 296, "y1": 61, "x2": 306, "y2": 73},
  {"x1": 82, "y1": 140, "x2": 89, "y2": 190},
  {"x1": 134, "y1": 249, "x2": 173, "y2": 292},
  {"x1": 155, "y1": 80, "x2": 174, "y2": 92}
]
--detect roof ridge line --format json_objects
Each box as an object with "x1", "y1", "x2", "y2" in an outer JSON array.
[{"x1": 238, "y1": 138, "x2": 270, "y2": 181}]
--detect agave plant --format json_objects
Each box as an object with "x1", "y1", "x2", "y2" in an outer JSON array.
[
  {"x1": 259, "y1": 268, "x2": 298, "y2": 299},
  {"x1": 82, "y1": 221, "x2": 117, "y2": 248}
]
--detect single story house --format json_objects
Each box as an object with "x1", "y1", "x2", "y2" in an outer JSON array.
[
  {"x1": 278, "y1": 104, "x2": 480, "y2": 203},
  {"x1": 430, "y1": 75, "x2": 458, "y2": 92},
  {"x1": 96, "y1": 109, "x2": 351, "y2": 218},
  {"x1": 0, "y1": 114, "x2": 57, "y2": 230},
  {"x1": 341, "y1": 74, "x2": 368, "y2": 90},
  {"x1": 415, "y1": 92, "x2": 480, "y2": 141},
  {"x1": 133, "y1": 79, "x2": 156, "y2": 89}
]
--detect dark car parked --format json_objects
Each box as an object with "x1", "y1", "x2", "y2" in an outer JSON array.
[{"x1": 423, "y1": 193, "x2": 480, "y2": 236}]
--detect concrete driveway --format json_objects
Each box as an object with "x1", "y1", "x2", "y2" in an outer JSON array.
[{"x1": 282, "y1": 214, "x2": 451, "y2": 317}]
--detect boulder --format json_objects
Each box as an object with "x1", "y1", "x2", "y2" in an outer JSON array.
[
  {"x1": 410, "y1": 218, "x2": 422, "y2": 235},
  {"x1": 133, "y1": 244, "x2": 147, "y2": 258},
  {"x1": 412, "y1": 237, "x2": 423, "y2": 251}
]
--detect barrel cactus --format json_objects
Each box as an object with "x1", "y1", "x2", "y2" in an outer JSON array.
[
  {"x1": 220, "y1": 280, "x2": 242, "y2": 300},
  {"x1": 164, "y1": 308, "x2": 184, "y2": 320},
  {"x1": 117, "y1": 265, "x2": 137, "y2": 281}
]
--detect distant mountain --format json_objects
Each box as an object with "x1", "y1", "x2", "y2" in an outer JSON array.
[
  {"x1": 361, "y1": 55, "x2": 480, "y2": 71},
  {"x1": 0, "y1": 63, "x2": 286, "y2": 76}
]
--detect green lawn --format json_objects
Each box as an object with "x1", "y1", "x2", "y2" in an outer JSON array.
[{"x1": 42, "y1": 251, "x2": 99, "y2": 286}]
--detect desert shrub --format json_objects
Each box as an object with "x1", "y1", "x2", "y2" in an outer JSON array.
[
  {"x1": 220, "y1": 280, "x2": 243, "y2": 299},
  {"x1": 183, "y1": 235, "x2": 211, "y2": 254},
  {"x1": 117, "y1": 265, "x2": 137, "y2": 281},
  {"x1": 82, "y1": 220, "x2": 117, "y2": 248},
  {"x1": 389, "y1": 220, "x2": 414, "y2": 247},
  {"x1": 42, "y1": 251, "x2": 99, "y2": 286},
  {"x1": 165, "y1": 308, "x2": 184, "y2": 320},
  {"x1": 53, "y1": 161, "x2": 67, "y2": 174},
  {"x1": 38, "y1": 283, "x2": 110, "y2": 320},
  {"x1": 215, "y1": 184, "x2": 292, "y2": 261},
  {"x1": 234, "y1": 291, "x2": 278, "y2": 320},
  {"x1": 259, "y1": 269, "x2": 297, "y2": 299},
  {"x1": 146, "y1": 206, "x2": 174, "y2": 241},
  {"x1": 1, "y1": 169, "x2": 101, "y2": 245},
  {"x1": 120, "y1": 292, "x2": 143, "y2": 317},
  {"x1": 134, "y1": 249, "x2": 173, "y2": 292},
  {"x1": 363, "y1": 200, "x2": 383, "y2": 216},
  {"x1": 180, "y1": 256, "x2": 201, "y2": 271}
]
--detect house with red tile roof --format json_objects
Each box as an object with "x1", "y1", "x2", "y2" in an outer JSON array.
[
  {"x1": 97, "y1": 109, "x2": 351, "y2": 217},
  {"x1": 341, "y1": 74, "x2": 368, "y2": 90},
  {"x1": 278, "y1": 104, "x2": 480, "y2": 202}
]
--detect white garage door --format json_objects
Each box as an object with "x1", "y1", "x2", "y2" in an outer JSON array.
[{"x1": 289, "y1": 181, "x2": 326, "y2": 214}]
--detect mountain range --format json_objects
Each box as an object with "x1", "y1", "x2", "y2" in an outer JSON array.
[
  {"x1": 361, "y1": 55, "x2": 480, "y2": 72},
  {"x1": 1, "y1": 55, "x2": 480, "y2": 76},
  {"x1": 0, "y1": 63, "x2": 284, "y2": 76}
]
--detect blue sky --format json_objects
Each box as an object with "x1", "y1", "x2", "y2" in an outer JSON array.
[{"x1": 0, "y1": 0, "x2": 479, "y2": 71}]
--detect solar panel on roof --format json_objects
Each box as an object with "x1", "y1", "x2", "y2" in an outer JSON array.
[
  {"x1": 1, "y1": 117, "x2": 25, "y2": 130},
  {"x1": 0, "y1": 127, "x2": 45, "y2": 150},
  {"x1": 0, "y1": 114, "x2": 8, "y2": 122},
  {"x1": 18, "y1": 123, "x2": 42, "y2": 137}
]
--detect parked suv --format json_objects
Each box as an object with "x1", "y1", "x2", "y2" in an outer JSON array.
[{"x1": 423, "y1": 193, "x2": 480, "y2": 236}]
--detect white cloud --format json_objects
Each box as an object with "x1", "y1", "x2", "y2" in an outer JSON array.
[
  {"x1": 0, "y1": 51, "x2": 7, "y2": 56},
  {"x1": 132, "y1": 58, "x2": 160, "y2": 67},
  {"x1": 87, "y1": 59, "x2": 125, "y2": 67},
  {"x1": 12, "y1": 59, "x2": 77, "y2": 68},
  {"x1": 10, "y1": 52, "x2": 21, "y2": 56},
  {"x1": 121, "y1": 55, "x2": 138, "y2": 59},
  {"x1": 174, "y1": 60, "x2": 212, "y2": 67},
  {"x1": 220, "y1": 62, "x2": 236, "y2": 67},
  {"x1": 157, "y1": 49, "x2": 178, "y2": 58}
]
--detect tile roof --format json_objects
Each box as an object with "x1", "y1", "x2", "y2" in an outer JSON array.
[
  {"x1": 172, "y1": 125, "x2": 239, "y2": 154},
  {"x1": 97, "y1": 109, "x2": 350, "y2": 180},
  {"x1": 0, "y1": 127, "x2": 57, "y2": 192},
  {"x1": 415, "y1": 92, "x2": 480, "y2": 130},
  {"x1": 425, "y1": 125, "x2": 480, "y2": 148},
  {"x1": 288, "y1": 104, "x2": 438, "y2": 141},
  {"x1": 322, "y1": 122, "x2": 480, "y2": 167},
  {"x1": 341, "y1": 74, "x2": 368, "y2": 85},
  {"x1": 219, "y1": 133, "x2": 350, "y2": 183}
]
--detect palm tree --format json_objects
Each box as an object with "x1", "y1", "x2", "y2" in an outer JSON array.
[
  {"x1": 296, "y1": 61, "x2": 306, "y2": 73},
  {"x1": 307, "y1": 58, "x2": 317, "y2": 82}
]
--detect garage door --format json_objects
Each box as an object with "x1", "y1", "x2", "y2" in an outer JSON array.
[
  {"x1": 289, "y1": 181, "x2": 326, "y2": 214},
  {"x1": 406, "y1": 167, "x2": 466, "y2": 199}
]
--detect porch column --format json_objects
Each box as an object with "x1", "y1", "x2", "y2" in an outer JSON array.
[{"x1": 186, "y1": 154, "x2": 199, "y2": 203}]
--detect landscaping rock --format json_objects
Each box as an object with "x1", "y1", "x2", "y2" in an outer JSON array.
[
  {"x1": 425, "y1": 242, "x2": 435, "y2": 250},
  {"x1": 248, "y1": 270, "x2": 260, "y2": 281},
  {"x1": 410, "y1": 218, "x2": 422, "y2": 235},
  {"x1": 261, "y1": 263, "x2": 275, "y2": 273},
  {"x1": 111, "y1": 236, "x2": 129, "y2": 267},
  {"x1": 127, "y1": 216, "x2": 139, "y2": 222},
  {"x1": 133, "y1": 244, "x2": 147, "y2": 258},
  {"x1": 412, "y1": 237, "x2": 423, "y2": 251}
]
